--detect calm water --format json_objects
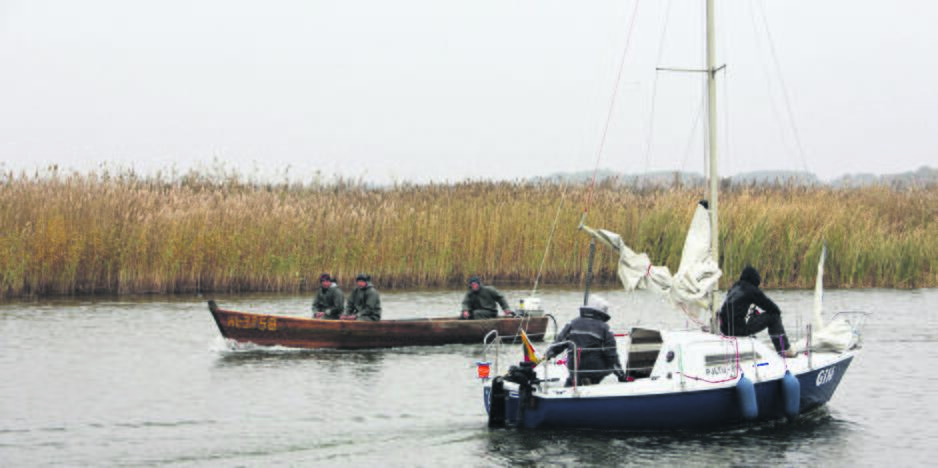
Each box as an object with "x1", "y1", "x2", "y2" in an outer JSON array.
[{"x1": 1, "y1": 288, "x2": 935, "y2": 466}]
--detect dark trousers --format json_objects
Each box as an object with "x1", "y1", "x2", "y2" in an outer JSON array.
[
  {"x1": 743, "y1": 312, "x2": 791, "y2": 352},
  {"x1": 469, "y1": 309, "x2": 497, "y2": 320},
  {"x1": 564, "y1": 370, "x2": 611, "y2": 387}
]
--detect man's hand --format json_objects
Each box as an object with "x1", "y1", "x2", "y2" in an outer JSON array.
[
  {"x1": 503, "y1": 309, "x2": 515, "y2": 317},
  {"x1": 313, "y1": 312, "x2": 325, "y2": 319},
  {"x1": 461, "y1": 310, "x2": 470, "y2": 319},
  {"x1": 340, "y1": 315, "x2": 358, "y2": 321}
]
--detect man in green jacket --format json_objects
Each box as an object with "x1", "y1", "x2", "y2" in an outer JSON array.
[
  {"x1": 312, "y1": 273, "x2": 344, "y2": 319},
  {"x1": 460, "y1": 276, "x2": 513, "y2": 320},
  {"x1": 342, "y1": 273, "x2": 382, "y2": 321}
]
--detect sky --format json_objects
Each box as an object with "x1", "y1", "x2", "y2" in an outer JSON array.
[{"x1": 1, "y1": 0, "x2": 935, "y2": 184}]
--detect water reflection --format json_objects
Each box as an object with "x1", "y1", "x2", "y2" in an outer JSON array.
[
  {"x1": 215, "y1": 348, "x2": 387, "y2": 375},
  {"x1": 483, "y1": 408, "x2": 847, "y2": 465}
]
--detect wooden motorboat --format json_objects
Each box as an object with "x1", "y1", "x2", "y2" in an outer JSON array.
[{"x1": 208, "y1": 300, "x2": 550, "y2": 349}]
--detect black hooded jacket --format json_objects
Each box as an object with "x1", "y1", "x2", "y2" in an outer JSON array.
[
  {"x1": 546, "y1": 306, "x2": 626, "y2": 383},
  {"x1": 718, "y1": 266, "x2": 782, "y2": 336}
]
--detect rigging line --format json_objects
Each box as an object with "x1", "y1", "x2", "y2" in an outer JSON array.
[
  {"x1": 532, "y1": 184, "x2": 568, "y2": 297},
  {"x1": 755, "y1": 1, "x2": 810, "y2": 174},
  {"x1": 680, "y1": 93, "x2": 707, "y2": 176},
  {"x1": 640, "y1": 0, "x2": 677, "y2": 185},
  {"x1": 746, "y1": 1, "x2": 810, "y2": 175},
  {"x1": 582, "y1": 0, "x2": 643, "y2": 221},
  {"x1": 720, "y1": 56, "x2": 733, "y2": 262}
]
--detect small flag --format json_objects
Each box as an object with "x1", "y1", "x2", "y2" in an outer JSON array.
[{"x1": 520, "y1": 329, "x2": 542, "y2": 365}]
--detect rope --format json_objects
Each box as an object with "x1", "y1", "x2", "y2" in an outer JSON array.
[
  {"x1": 531, "y1": 185, "x2": 567, "y2": 297},
  {"x1": 582, "y1": 0, "x2": 643, "y2": 219},
  {"x1": 745, "y1": 1, "x2": 810, "y2": 175},
  {"x1": 640, "y1": 0, "x2": 676, "y2": 183}
]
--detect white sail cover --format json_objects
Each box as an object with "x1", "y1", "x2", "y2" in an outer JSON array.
[
  {"x1": 581, "y1": 203, "x2": 721, "y2": 315},
  {"x1": 794, "y1": 243, "x2": 857, "y2": 353}
]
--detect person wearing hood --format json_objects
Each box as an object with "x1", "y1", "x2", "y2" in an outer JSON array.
[
  {"x1": 342, "y1": 273, "x2": 382, "y2": 321},
  {"x1": 312, "y1": 273, "x2": 344, "y2": 319},
  {"x1": 460, "y1": 276, "x2": 512, "y2": 320},
  {"x1": 544, "y1": 296, "x2": 628, "y2": 386},
  {"x1": 719, "y1": 265, "x2": 796, "y2": 357}
]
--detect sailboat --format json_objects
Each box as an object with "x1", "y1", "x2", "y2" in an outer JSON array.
[{"x1": 479, "y1": 1, "x2": 868, "y2": 430}]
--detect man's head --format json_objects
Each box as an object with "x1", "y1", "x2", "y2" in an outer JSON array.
[
  {"x1": 739, "y1": 265, "x2": 762, "y2": 287},
  {"x1": 468, "y1": 276, "x2": 481, "y2": 291},
  {"x1": 579, "y1": 296, "x2": 612, "y2": 322},
  {"x1": 319, "y1": 273, "x2": 333, "y2": 287},
  {"x1": 356, "y1": 273, "x2": 370, "y2": 288}
]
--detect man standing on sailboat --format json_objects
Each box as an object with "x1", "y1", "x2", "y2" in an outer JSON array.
[{"x1": 719, "y1": 266, "x2": 797, "y2": 357}]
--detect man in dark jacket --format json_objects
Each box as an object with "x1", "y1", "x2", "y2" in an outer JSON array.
[
  {"x1": 312, "y1": 273, "x2": 344, "y2": 319},
  {"x1": 719, "y1": 265, "x2": 796, "y2": 357},
  {"x1": 460, "y1": 276, "x2": 512, "y2": 320},
  {"x1": 544, "y1": 297, "x2": 628, "y2": 386},
  {"x1": 342, "y1": 273, "x2": 381, "y2": 321}
]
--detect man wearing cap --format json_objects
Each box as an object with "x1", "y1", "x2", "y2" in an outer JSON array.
[
  {"x1": 460, "y1": 276, "x2": 512, "y2": 320},
  {"x1": 312, "y1": 273, "x2": 344, "y2": 319},
  {"x1": 342, "y1": 273, "x2": 382, "y2": 321},
  {"x1": 544, "y1": 296, "x2": 628, "y2": 386}
]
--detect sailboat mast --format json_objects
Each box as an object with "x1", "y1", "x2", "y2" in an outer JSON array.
[{"x1": 706, "y1": 0, "x2": 720, "y2": 329}]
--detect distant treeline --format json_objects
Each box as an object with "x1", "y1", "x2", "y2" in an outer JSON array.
[{"x1": 1, "y1": 170, "x2": 935, "y2": 298}]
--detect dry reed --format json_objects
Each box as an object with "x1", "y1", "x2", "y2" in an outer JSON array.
[{"x1": 1, "y1": 169, "x2": 935, "y2": 298}]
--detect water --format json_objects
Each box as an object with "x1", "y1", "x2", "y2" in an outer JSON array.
[{"x1": 1, "y1": 288, "x2": 936, "y2": 466}]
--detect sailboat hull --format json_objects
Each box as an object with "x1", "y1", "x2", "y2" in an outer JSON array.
[{"x1": 485, "y1": 355, "x2": 853, "y2": 431}]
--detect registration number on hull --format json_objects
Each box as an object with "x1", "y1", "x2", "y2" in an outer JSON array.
[
  {"x1": 227, "y1": 315, "x2": 278, "y2": 331},
  {"x1": 816, "y1": 367, "x2": 837, "y2": 386}
]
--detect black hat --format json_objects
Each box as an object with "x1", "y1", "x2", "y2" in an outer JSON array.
[
  {"x1": 319, "y1": 273, "x2": 332, "y2": 282},
  {"x1": 739, "y1": 265, "x2": 761, "y2": 287},
  {"x1": 468, "y1": 276, "x2": 481, "y2": 287},
  {"x1": 356, "y1": 273, "x2": 370, "y2": 282}
]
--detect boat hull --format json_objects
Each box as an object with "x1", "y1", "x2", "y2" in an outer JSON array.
[
  {"x1": 208, "y1": 300, "x2": 549, "y2": 349},
  {"x1": 485, "y1": 355, "x2": 853, "y2": 430}
]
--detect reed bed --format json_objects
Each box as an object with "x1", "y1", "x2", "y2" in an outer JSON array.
[{"x1": 1, "y1": 170, "x2": 935, "y2": 298}]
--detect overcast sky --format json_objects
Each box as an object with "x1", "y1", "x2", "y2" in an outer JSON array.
[{"x1": 1, "y1": 0, "x2": 935, "y2": 184}]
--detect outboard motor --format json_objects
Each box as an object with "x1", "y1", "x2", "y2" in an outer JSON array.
[
  {"x1": 504, "y1": 361, "x2": 538, "y2": 389},
  {"x1": 504, "y1": 361, "x2": 539, "y2": 427},
  {"x1": 488, "y1": 361, "x2": 540, "y2": 428},
  {"x1": 487, "y1": 377, "x2": 508, "y2": 428}
]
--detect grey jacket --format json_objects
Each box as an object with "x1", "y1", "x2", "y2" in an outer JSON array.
[
  {"x1": 345, "y1": 283, "x2": 382, "y2": 321},
  {"x1": 313, "y1": 283, "x2": 345, "y2": 319},
  {"x1": 461, "y1": 285, "x2": 510, "y2": 314}
]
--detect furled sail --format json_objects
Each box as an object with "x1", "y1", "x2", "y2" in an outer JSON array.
[
  {"x1": 581, "y1": 201, "x2": 721, "y2": 315},
  {"x1": 794, "y1": 243, "x2": 857, "y2": 353}
]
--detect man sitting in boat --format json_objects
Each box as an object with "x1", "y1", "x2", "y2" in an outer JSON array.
[
  {"x1": 312, "y1": 273, "x2": 345, "y2": 319},
  {"x1": 718, "y1": 265, "x2": 797, "y2": 357},
  {"x1": 460, "y1": 276, "x2": 513, "y2": 320},
  {"x1": 342, "y1": 273, "x2": 382, "y2": 321},
  {"x1": 544, "y1": 297, "x2": 628, "y2": 386}
]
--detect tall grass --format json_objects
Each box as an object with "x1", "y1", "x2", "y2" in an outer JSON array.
[{"x1": 1, "y1": 170, "x2": 935, "y2": 298}]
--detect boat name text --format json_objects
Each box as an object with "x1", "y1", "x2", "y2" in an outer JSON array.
[
  {"x1": 705, "y1": 365, "x2": 735, "y2": 376},
  {"x1": 816, "y1": 367, "x2": 836, "y2": 386},
  {"x1": 227, "y1": 315, "x2": 277, "y2": 331}
]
